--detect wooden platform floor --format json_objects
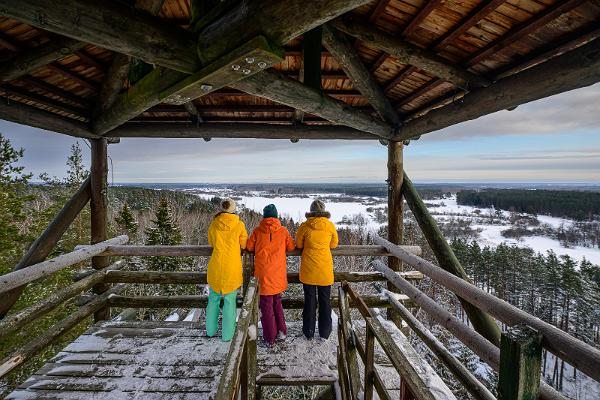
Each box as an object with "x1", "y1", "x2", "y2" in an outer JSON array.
[{"x1": 6, "y1": 319, "x2": 342, "y2": 399}]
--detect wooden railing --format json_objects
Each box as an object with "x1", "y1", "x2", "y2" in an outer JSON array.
[
  {"x1": 215, "y1": 277, "x2": 260, "y2": 400},
  {"x1": 372, "y1": 234, "x2": 600, "y2": 400},
  {"x1": 0, "y1": 236, "x2": 129, "y2": 378}
]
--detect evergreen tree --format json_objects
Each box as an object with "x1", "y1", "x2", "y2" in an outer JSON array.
[
  {"x1": 115, "y1": 203, "x2": 138, "y2": 239},
  {"x1": 66, "y1": 142, "x2": 89, "y2": 187},
  {"x1": 144, "y1": 198, "x2": 185, "y2": 272},
  {"x1": 0, "y1": 133, "x2": 33, "y2": 272}
]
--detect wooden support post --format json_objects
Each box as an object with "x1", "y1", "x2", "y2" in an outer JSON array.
[
  {"x1": 247, "y1": 282, "x2": 259, "y2": 400},
  {"x1": 401, "y1": 172, "x2": 501, "y2": 345},
  {"x1": 338, "y1": 285, "x2": 361, "y2": 398},
  {"x1": 0, "y1": 177, "x2": 91, "y2": 318},
  {"x1": 364, "y1": 324, "x2": 375, "y2": 400},
  {"x1": 293, "y1": 26, "x2": 322, "y2": 124},
  {"x1": 498, "y1": 325, "x2": 543, "y2": 400},
  {"x1": 387, "y1": 141, "x2": 403, "y2": 327},
  {"x1": 90, "y1": 138, "x2": 110, "y2": 321}
]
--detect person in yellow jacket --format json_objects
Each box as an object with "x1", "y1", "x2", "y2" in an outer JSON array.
[
  {"x1": 206, "y1": 198, "x2": 248, "y2": 341},
  {"x1": 296, "y1": 199, "x2": 339, "y2": 339}
]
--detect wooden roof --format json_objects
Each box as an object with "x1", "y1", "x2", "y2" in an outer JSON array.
[{"x1": 0, "y1": 0, "x2": 599, "y2": 139}]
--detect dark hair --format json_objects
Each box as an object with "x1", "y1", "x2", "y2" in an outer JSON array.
[{"x1": 221, "y1": 200, "x2": 231, "y2": 210}]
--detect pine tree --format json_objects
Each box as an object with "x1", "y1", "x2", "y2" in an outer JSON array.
[
  {"x1": 66, "y1": 142, "x2": 89, "y2": 187},
  {"x1": 144, "y1": 198, "x2": 184, "y2": 272},
  {"x1": 0, "y1": 133, "x2": 33, "y2": 273},
  {"x1": 115, "y1": 203, "x2": 138, "y2": 239}
]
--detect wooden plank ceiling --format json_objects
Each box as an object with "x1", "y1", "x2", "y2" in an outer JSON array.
[{"x1": 0, "y1": 0, "x2": 598, "y2": 130}]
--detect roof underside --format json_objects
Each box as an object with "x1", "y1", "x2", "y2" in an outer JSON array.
[{"x1": 0, "y1": 0, "x2": 599, "y2": 139}]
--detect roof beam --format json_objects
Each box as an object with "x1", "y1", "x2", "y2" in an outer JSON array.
[
  {"x1": 0, "y1": 85, "x2": 88, "y2": 118},
  {"x1": 294, "y1": 27, "x2": 323, "y2": 125},
  {"x1": 333, "y1": 17, "x2": 490, "y2": 89},
  {"x1": 108, "y1": 122, "x2": 378, "y2": 140},
  {"x1": 0, "y1": 0, "x2": 199, "y2": 73},
  {"x1": 395, "y1": 78, "x2": 445, "y2": 109},
  {"x1": 396, "y1": 38, "x2": 600, "y2": 141},
  {"x1": 464, "y1": 0, "x2": 587, "y2": 67},
  {"x1": 401, "y1": 0, "x2": 443, "y2": 37},
  {"x1": 0, "y1": 97, "x2": 98, "y2": 138},
  {"x1": 384, "y1": 66, "x2": 418, "y2": 93},
  {"x1": 433, "y1": 0, "x2": 506, "y2": 52},
  {"x1": 322, "y1": 24, "x2": 400, "y2": 126},
  {"x1": 231, "y1": 69, "x2": 393, "y2": 139},
  {"x1": 0, "y1": 37, "x2": 86, "y2": 82}
]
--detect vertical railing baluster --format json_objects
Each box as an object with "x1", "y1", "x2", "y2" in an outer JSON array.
[
  {"x1": 365, "y1": 324, "x2": 375, "y2": 400},
  {"x1": 498, "y1": 325, "x2": 542, "y2": 400},
  {"x1": 247, "y1": 284, "x2": 259, "y2": 400}
]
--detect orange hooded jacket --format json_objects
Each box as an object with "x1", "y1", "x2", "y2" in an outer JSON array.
[{"x1": 247, "y1": 218, "x2": 295, "y2": 295}]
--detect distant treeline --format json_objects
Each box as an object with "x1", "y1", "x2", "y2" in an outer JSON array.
[{"x1": 456, "y1": 189, "x2": 600, "y2": 220}]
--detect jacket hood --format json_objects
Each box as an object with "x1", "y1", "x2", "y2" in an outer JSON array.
[
  {"x1": 213, "y1": 212, "x2": 240, "y2": 231},
  {"x1": 257, "y1": 217, "x2": 283, "y2": 233},
  {"x1": 305, "y1": 211, "x2": 331, "y2": 219},
  {"x1": 306, "y1": 216, "x2": 329, "y2": 230}
]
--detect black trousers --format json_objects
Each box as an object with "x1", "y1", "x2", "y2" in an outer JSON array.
[{"x1": 302, "y1": 284, "x2": 332, "y2": 339}]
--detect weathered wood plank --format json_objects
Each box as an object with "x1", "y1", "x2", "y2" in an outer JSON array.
[
  {"x1": 396, "y1": 38, "x2": 600, "y2": 147},
  {"x1": 108, "y1": 122, "x2": 380, "y2": 140},
  {"x1": 322, "y1": 24, "x2": 400, "y2": 126},
  {"x1": 96, "y1": 244, "x2": 421, "y2": 257},
  {"x1": 333, "y1": 17, "x2": 490, "y2": 89},
  {"x1": 0, "y1": 236, "x2": 128, "y2": 294},
  {"x1": 231, "y1": 70, "x2": 394, "y2": 139}
]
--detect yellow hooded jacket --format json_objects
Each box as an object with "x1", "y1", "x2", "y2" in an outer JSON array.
[
  {"x1": 207, "y1": 213, "x2": 248, "y2": 294},
  {"x1": 296, "y1": 217, "x2": 339, "y2": 286}
]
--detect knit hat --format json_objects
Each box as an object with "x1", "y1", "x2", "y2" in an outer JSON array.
[
  {"x1": 220, "y1": 198, "x2": 236, "y2": 213},
  {"x1": 306, "y1": 199, "x2": 331, "y2": 218},
  {"x1": 263, "y1": 204, "x2": 278, "y2": 219}
]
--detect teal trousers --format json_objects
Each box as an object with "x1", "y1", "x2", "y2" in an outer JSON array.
[{"x1": 206, "y1": 287, "x2": 237, "y2": 341}]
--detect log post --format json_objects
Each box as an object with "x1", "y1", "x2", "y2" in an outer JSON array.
[
  {"x1": 498, "y1": 325, "x2": 543, "y2": 400},
  {"x1": 401, "y1": 172, "x2": 501, "y2": 346},
  {"x1": 386, "y1": 141, "x2": 404, "y2": 327},
  {"x1": 90, "y1": 138, "x2": 110, "y2": 321}
]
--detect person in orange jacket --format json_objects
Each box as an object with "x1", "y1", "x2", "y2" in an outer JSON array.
[
  {"x1": 247, "y1": 204, "x2": 295, "y2": 346},
  {"x1": 296, "y1": 199, "x2": 339, "y2": 339},
  {"x1": 206, "y1": 198, "x2": 248, "y2": 341}
]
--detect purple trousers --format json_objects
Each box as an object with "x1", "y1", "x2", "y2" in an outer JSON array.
[{"x1": 259, "y1": 294, "x2": 286, "y2": 345}]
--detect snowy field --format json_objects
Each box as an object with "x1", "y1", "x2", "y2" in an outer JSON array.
[{"x1": 184, "y1": 187, "x2": 600, "y2": 266}]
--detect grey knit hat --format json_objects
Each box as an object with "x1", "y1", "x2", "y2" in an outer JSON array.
[
  {"x1": 306, "y1": 199, "x2": 330, "y2": 218},
  {"x1": 220, "y1": 198, "x2": 236, "y2": 213}
]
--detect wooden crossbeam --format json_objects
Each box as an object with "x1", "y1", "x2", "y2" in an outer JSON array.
[
  {"x1": 384, "y1": 66, "x2": 418, "y2": 93},
  {"x1": 0, "y1": 84, "x2": 88, "y2": 117},
  {"x1": 395, "y1": 78, "x2": 445, "y2": 109},
  {"x1": 322, "y1": 24, "x2": 400, "y2": 126},
  {"x1": 108, "y1": 122, "x2": 379, "y2": 140},
  {"x1": 93, "y1": 36, "x2": 283, "y2": 134},
  {"x1": 0, "y1": 0, "x2": 199, "y2": 73},
  {"x1": 397, "y1": 39, "x2": 600, "y2": 141},
  {"x1": 18, "y1": 76, "x2": 91, "y2": 108},
  {"x1": 369, "y1": 0, "x2": 392, "y2": 23},
  {"x1": 334, "y1": 17, "x2": 490, "y2": 89},
  {"x1": 401, "y1": 0, "x2": 444, "y2": 37},
  {"x1": 232, "y1": 70, "x2": 393, "y2": 139},
  {"x1": 464, "y1": 0, "x2": 587, "y2": 67},
  {"x1": 45, "y1": 63, "x2": 97, "y2": 91}
]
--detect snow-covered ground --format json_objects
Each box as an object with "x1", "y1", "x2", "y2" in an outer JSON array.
[{"x1": 187, "y1": 188, "x2": 600, "y2": 266}]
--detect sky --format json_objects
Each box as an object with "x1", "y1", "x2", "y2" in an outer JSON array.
[{"x1": 1, "y1": 83, "x2": 599, "y2": 184}]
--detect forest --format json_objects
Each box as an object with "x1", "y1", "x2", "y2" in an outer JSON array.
[{"x1": 457, "y1": 189, "x2": 600, "y2": 220}]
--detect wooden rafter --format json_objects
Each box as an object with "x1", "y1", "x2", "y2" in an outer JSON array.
[
  {"x1": 0, "y1": 84, "x2": 88, "y2": 118},
  {"x1": 464, "y1": 0, "x2": 587, "y2": 67},
  {"x1": 18, "y1": 76, "x2": 91, "y2": 108},
  {"x1": 322, "y1": 24, "x2": 400, "y2": 126},
  {"x1": 397, "y1": 39, "x2": 600, "y2": 141},
  {"x1": 334, "y1": 17, "x2": 490, "y2": 89},
  {"x1": 45, "y1": 63, "x2": 97, "y2": 91},
  {"x1": 432, "y1": 0, "x2": 506, "y2": 52},
  {"x1": 108, "y1": 122, "x2": 377, "y2": 140},
  {"x1": 74, "y1": 50, "x2": 105, "y2": 72},
  {"x1": 384, "y1": 66, "x2": 418, "y2": 93},
  {"x1": 294, "y1": 27, "x2": 323, "y2": 125},
  {"x1": 401, "y1": 0, "x2": 444, "y2": 37},
  {"x1": 232, "y1": 69, "x2": 393, "y2": 139},
  {"x1": 0, "y1": 36, "x2": 86, "y2": 82},
  {"x1": 369, "y1": 0, "x2": 392, "y2": 23},
  {"x1": 395, "y1": 78, "x2": 445, "y2": 109}
]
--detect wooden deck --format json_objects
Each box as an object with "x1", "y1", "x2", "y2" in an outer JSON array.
[{"x1": 6, "y1": 316, "x2": 412, "y2": 399}]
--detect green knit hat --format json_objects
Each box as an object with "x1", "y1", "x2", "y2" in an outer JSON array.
[{"x1": 263, "y1": 204, "x2": 278, "y2": 219}]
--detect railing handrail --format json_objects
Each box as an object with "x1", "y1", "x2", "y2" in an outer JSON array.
[
  {"x1": 94, "y1": 244, "x2": 422, "y2": 257},
  {"x1": 372, "y1": 234, "x2": 600, "y2": 384},
  {"x1": 102, "y1": 269, "x2": 424, "y2": 284},
  {"x1": 0, "y1": 235, "x2": 129, "y2": 294},
  {"x1": 215, "y1": 277, "x2": 259, "y2": 400}
]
